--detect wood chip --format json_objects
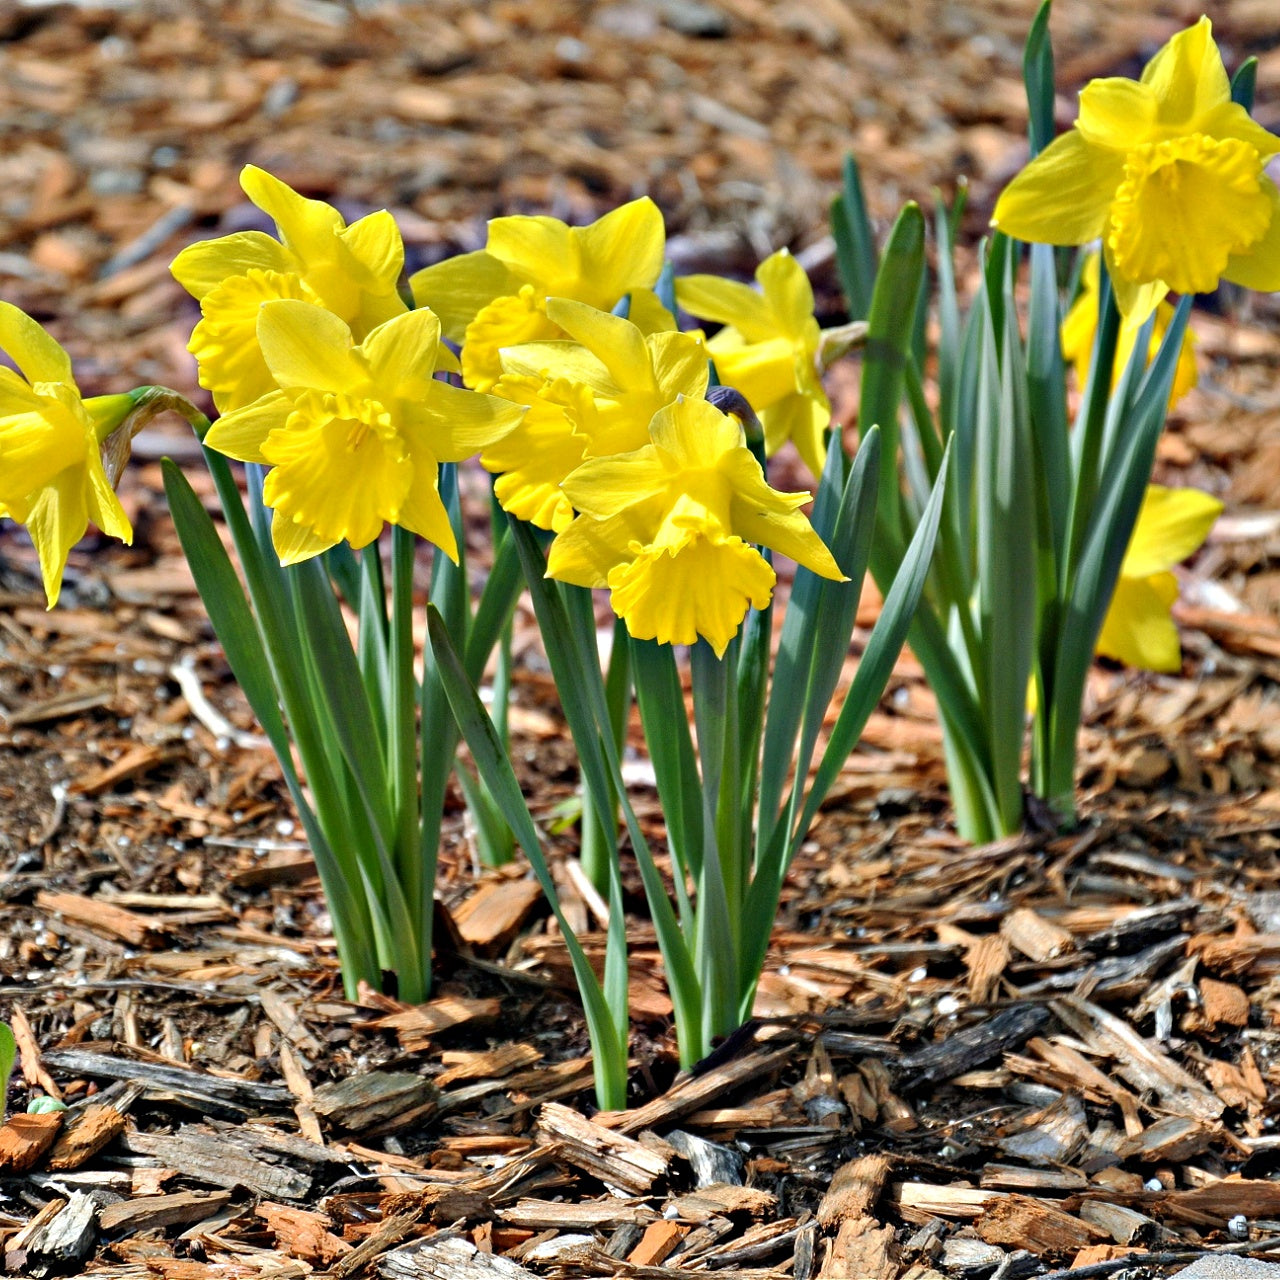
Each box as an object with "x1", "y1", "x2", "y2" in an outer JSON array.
[
  {"x1": 534, "y1": 1101, "x2": 670, "y2": 1194},
  {"x1": 99, "y1": 1189, "x2": 232, "y2": 1234},
  {"x1": 0, "y1": 1112, "x2": 63, "y2": 1172},
  {"x1": 46, "y1": 1103, "x2": 125, "y2": 1171}
]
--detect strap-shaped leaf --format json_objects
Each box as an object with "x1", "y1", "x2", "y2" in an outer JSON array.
[
  {"x1": 831, "y1": 155, "x2": 878, "y2": 321},
  {"x1": 1232, "y1": 56, "x2": 1258, "y2": 112},
  {"x1": 426, "y1": 605, "x2": 628, "y2": 1110},
  {"x1": 0, "y1": 1023, "x2": 15, "y2": 1118},
  {"x1": 1023, "y1": 1, "x2": 1055, "y2": 157}
]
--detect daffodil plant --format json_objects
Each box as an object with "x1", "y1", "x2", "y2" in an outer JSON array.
[{"x1": 834, "y1": 5, "x2": 1247, "y2": 839}]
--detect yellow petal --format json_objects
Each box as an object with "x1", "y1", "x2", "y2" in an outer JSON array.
[
  {"x1": 1200, "y1": 101, "x2": 1280, "y2": 161},
  {"x1": 1106, "y1": 134, "x2": 1271, "y2": 298},
  {"x1": 256, "y1": 300, "x2": 364, "y2": 394},
  {"x1": 409, "y1": 251, "x2": 526, "y2": 343},
  {"x1": 546, "y1": 505, "x2": 659, "y2": 587},
  {"x1": 545, "y1": 299, "x2": 651, "y2": 390},
  {"x1": 394, "y1": 447, "x2": 458, "y2": 561},
  {"x1": 240, "y1": 165, "x2": 344, "y2": 260},
  {"x1": 607, "y1": 535, "x2": 775, "y2": 657},
  {"x1": 0, "y1": 406, "x2": 83, "y2": 505},
  {"x1": 627, "y1": 288, "x2": 678, "y2": 336},
  {"x1": 23, "y1": 472, "x2": 90, "y2": 609},
  {"x1": 339, "y1": 209, "x2": 405, "y2": 289},
  {"x1": 271, "y1": 508, "x2": 335, "y2": 566},
  {"x1": 462, "y1": 288, "x2": 561, "y2": 393},
  {"x1": 649, "y1": 331, "x2": 710, "y2": 402},
  {"x1": 261, "y1": 409, "x2": 411, "y2": 549},
  {"x1": 1107, "y1": 268, "x2": 1169, "y2": 331},
  {"x1": 170, "y1": 231, "x2": 293, "y2": 302},
  {"x1": 413, "y1": 380, "x2": 525, "y2": 463},
  {"x1": 1223, "y1": 179, "x2": 1280, "y2": 291},
  {"x1": 1076, "y1": 77, "x2": 1158, "y2": 151},
  {"x1": 1121, "y1": 484, "x2": 1222, "y2": 579},
  {"x1": 0, "y1": 302, "x2": 74, "y2": 386},
  {"x1": 758, "y1": 390, "x2": 831, "y2": 477},
  {"x1": 676, "y1": 274, "x2": 775, "y2": 342},
  {"x1": 712, "y1": 335, "x2": 799, "y2": 412},
  {"x1": 188, "y1": 268, "x2": 319, "y2": 412},
  {"x1": 85, "y1": 455, "x2": 133, "y2": 544},
  {"x1": 575, "y1": 197, "x2": 666, "y2": 304},
  {"x1": 1142, "y1": 16, "x2": 1229, "y2": 129},
  {"x1": 560, "y1": 446, "x2": 668, "y2": 519},
  {"x1": 1096, "y1": 571, "x2": 1182, "y2": 670},
  {"x1": 991, "y1": 130, "x2": 1121, "y2": 245},
  {"x1": 648, "y1": 396, "x2": 741, "y2": 470},
  {"x1": 485, "y1": 214, "x2": 575, "y2": 285},
  {"x1": 757, "y1": 250, "x2": 815, "y2": 336},
  {"x1": 203, "y1": 391, "x2": 291, "y2": 465},
  {"x1": 361, "y1": 308, "x2": 442, "y2": 401},
  {"x1": 499, "y1": 339, "x2": 616, "y2": 397}
]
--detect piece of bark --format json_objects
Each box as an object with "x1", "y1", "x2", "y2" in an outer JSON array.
[
  {"x1": 892, "y1": 1182, "x2": 1002, "y2": 1222},
  {"x1": 100, "y1": 1190, "x2": 232, "y2": 1234},
  {"x1": 46, "y1": 1103, "x2": 125, "y2": 1170},
  {"x1": 451, "y1": 878, "x2": 544, "y2": 952},
  {"x1": 1120, "y1": 1116, "x2": 1216, "y2": 1163},
  {"x1": 327, "y1": 1209, "x2": 420, "y2": 1280},
  {"x1": 34, "y1": 891, "x2": 164, "y2": 947},
  {"x1": 120, "y1": 1126, "x2": 313, "y2": 1199},
  {"x1": 436, "y1": 1043, "x2": 541, "y2": 1087},
  {"x1": 966, "y1": 933, "x2": 1010, "y2": 1004},
  {"x1": 380, "y1": 1236, "x2": 537, "y2": 1279},
  {"x1": 671, "y1": 1183, "x2": 777, "y2": 1222},
  {"x1": 1077, "y1": 1199, "x2": 1160, "y2": 1247},
  {"x1": 312, "y1": 1071, "x2": 437, "y2": 1131},
  {"x1": 858, "y1": 1058, "x2": 917, "y2": 1132},
  {"x1": 10, "y1": 1193, "x2": 96, "y2": 1279},
  {"x1": 41, "y1": 1048, "x2": 292, "y2": 1112},
  {"x1": 259, "y1": 988, "x2": 323, "y2": 1056},
  {"x1": 534, "y1": 1101, "x2": 669, "y2": 1194},
  {"x1": 980, "y1": 1164, "x2": 1088, "y2": 1193},
  {"x1": 665, "y1": 1129, "x2": 743, "y2": 1188},
  {"x1": 361, "y1": 999, "x2": 502, "y2": 1053},
  {"x1": 256, "y1": 1202, "x2": 351, "y2": 1265},
  {"x1": 896, "y1": 1005, "x2": 1050, "y2": 1092},
  {"x1": 1053, "y1": 997, "x2": 1224, "y2": 1123},
  {"x1": 602, "y1": 1045, "x2": 793, "y2": 1135},
  {"x1": 0, "y1": 1112, "x2": 63, "y2": 1171},
  {"x1": 1196, "y1": 978, "x2": 1250, "y2": 1028},
  {"x1": 278, "y1": 1040, "x2": 325, "y2": 1147},
  {"x1": 1002, "y1": 908, "x2": 1075, "y2": 962},
  {"x1": 380, "y1": 1185, "x2": 495, "y2": 1226},
  {"x1": 627, "y1": 1220, "x2": 688, "y2": 1266},
  {"x1": 820, "y1": 1216, "x2": 897, "y2": 1280},
  {"x1": 977, "y1": 1195, "x2": 1103, "y2": 1254},
  {"x1": 10, "y1": 1006, "x2": 61, "y2": 1100},
  {"x1": 818, "y1": 1154, "x2": 891, "y2": 1227},
  {"x1": 502, "y1": 1198, "x2": 655, "y2": 1231},
  {"x1": 998, "y1": 1093, "x2": 1089, "y2": 1167}
]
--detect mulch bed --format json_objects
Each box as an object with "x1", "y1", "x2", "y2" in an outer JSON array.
[{"x1": 6, "y1": 1, "x2": 1280, "y2": 1276}]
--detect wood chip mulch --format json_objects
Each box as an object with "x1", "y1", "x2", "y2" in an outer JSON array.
[{"x1": 6, "y1": 1, "x2": 1280, "y2": 1277}]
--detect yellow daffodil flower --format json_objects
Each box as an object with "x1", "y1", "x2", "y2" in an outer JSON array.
[
  {"x1": 408, "y1": 198, "x2": 666, "y2": 392},
  {"x1": 992, "y1": 18, "x2": 1280, "y2": 326},
  {"x1": 676, "y1": 249, "x2": 830, "y2": 476},
  {"x1": 0, "y1": 304, "x2": 134, "y2": 607},
  {"x1": 171, "y1": 166, "x2": 412, "y2": 412},
  {"x1": 203, "y1": 301, "x2": 523, "y2": 565},
  {"x1": 1061, "y1": 253, "x2": 1198, "y2": 404},
  {"x1": 547, "y1": 396, "x2": 844, "y2": 656},
  {"x1": 1097, "y1": 484, "x2": 1222, "y2": 671},
  {"x1": 483, "y1": 299, "x2": 707, "y2": 532}
]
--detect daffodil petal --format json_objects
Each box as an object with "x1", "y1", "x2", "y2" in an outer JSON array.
[
  {"x1": 339, "y1": 209, "x2": 405, "y2": 288},
  {"x1": 1077, "y1": 77, "x2": 1158, "y2": 150},
  {"x1": 627, "y1": 288, "x2": 678, "y2": 336},
  {"x1": 0, "y1": 408, "x2": 81, "y2": 504},
  {"x1": 486, "y1": 214, "x2": 576, "y2": 283},
  {"x1": 241, "y1": 164, "x2": 344, "y2": 259},
  {"x1": 546, "y1": 506, "x2": 657, "y2": 587},
  {"x1": 409, "y1": 251, "x2": 527, "y2": 343},
  {"x1": 270, "y1": 508, "x2": 335, "y2": 566},
  {"x1": 170, "y1": 231, "x2": 293, "y2": 301},
  {"x1": 500, "y1": 340, "x2": 617, "y2": 397},
  {"x1": 757, "y1": 250, "x2": 816, "y2": 336},
  {"x1": 608, "y1": 535, "x2": 775, "y2": 657},
  {"x1": 0, "y1": 302, "x2": 74, "y2": 386},
  {"x1": 414, "y1": 380, "x2": 525, "y2": 462},
  {"x1": 576, "y1": 197, "x2": 666, "y2": 303},
  {"x1": 1096, "y1": 572, "x2": 1182, "y2": 670},
  {"x1": 23, "y1": 473, "x2": 88, "y2": 609},
  {"x1": 992, "y1": 130, "x2": 1121, "y2": 245},
  {"x1": 759, "y1": 391, "x2": 830, "y2": 477},
  {"x1": 203, "y1": 391, "x2": 290, "y2": 465},
  {"x1": 546, "y1": 299, "x2": 652, "y2": 390},
  {"x1": 1223, "y1": 180, "x2": 1280, "y2": 291},
  {"x1": 395, "y1": 448, "x2": 458, "y2": 561},
  {"x1": 711, "y1": 336, "x2": 800, "y2": 415},
  {"x1": 649, "y1": 331, "x2": 710, "y2": 401},
  {"x1": 257, "y1": 300, "x2": 364, "y2": 394},
  {"x1": 362, "y1": 308, "x2": 442, "y2": 401},
  {"x1": 648, "y1": 396, "x2": 741, "y2": 470},
  {"x1": 561, "y1": 447, "x2": 668, "y2": 519},
  {"x1": 85, "y1": 456, "x2": 133, "y2": 544},
  {"x1": 1106, "y1": 264, "x2": 1169, "y2": 331},
  {"x1": 462, "y1": 289, "x2": 561, "y2": 393},
  {"x1": 676, "y1": 274, "x2": 775, "y2": 342},
  {"x1": 1142, "y1": 16, "x2": 1229, "y2": 129},
  {"x1": 1121, "y1": 484, "x2": 1222, "y2": 578}
]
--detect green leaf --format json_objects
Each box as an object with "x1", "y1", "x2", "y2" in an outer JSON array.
[
  {"x1": 0, "y1": 1023, "x2": 14, "y2": 1117},
  {"x1": 426, "y1": 605, "x2": 628, "y2": 1110},
  {"x1": 1232, "y1": 56, "x2": 1258, "y2": 112},
  {"x1": 859, "y1": 202, "x2": 926, "y2": 570},
  {"x1": 831, "y1": 155, "x2": 879, "y2": 321},
  {"x1": 1023, "y1": 1, "x2": 1055, "y2": 157}
]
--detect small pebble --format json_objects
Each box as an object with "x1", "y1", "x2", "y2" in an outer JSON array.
[
  {"x1": 1228, "y1": 1214, "x2": 1249, "y2": 1240},
  {"x1": 1144, "y1": 1177, "x2": 1163, "y2": 1192}
]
